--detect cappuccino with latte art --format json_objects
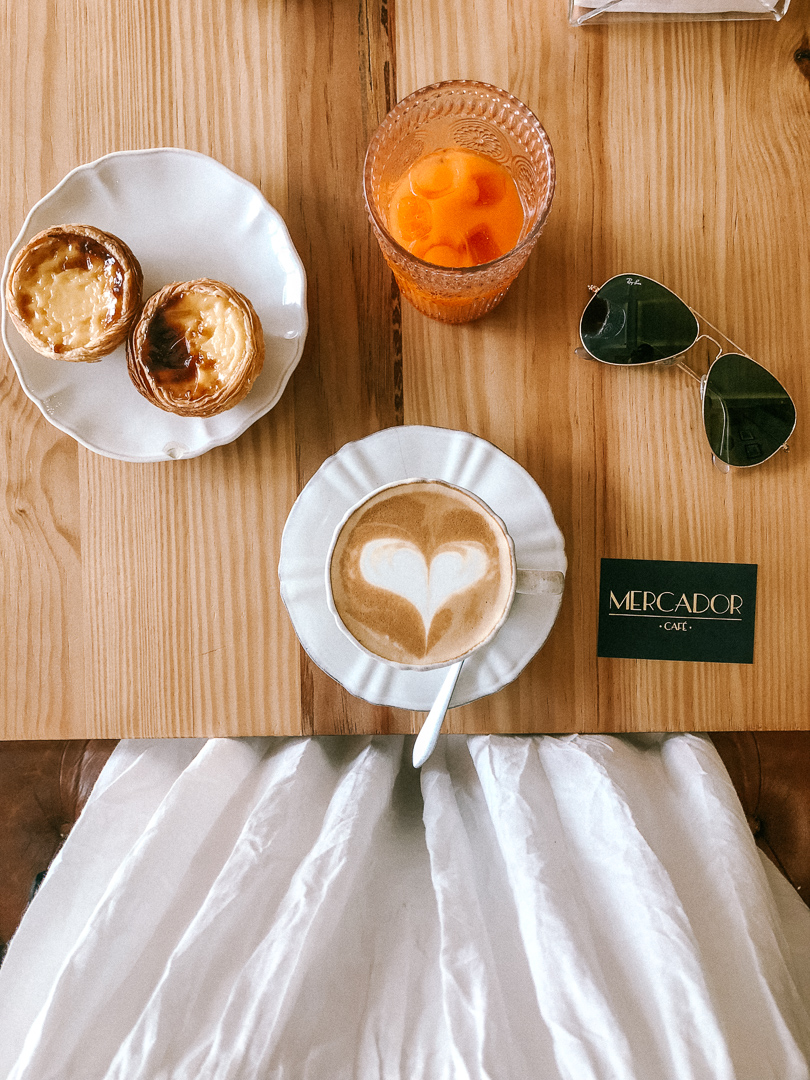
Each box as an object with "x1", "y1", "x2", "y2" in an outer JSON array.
[{"x1": 328, "y1": 480, "x2": 515, "y2": 668}]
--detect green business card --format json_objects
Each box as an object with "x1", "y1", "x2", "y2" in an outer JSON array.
[{"x1": 597, "y1": 558, "x2": 758, "y2": 664}]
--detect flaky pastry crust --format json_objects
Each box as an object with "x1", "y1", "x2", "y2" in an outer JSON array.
[
  {"x1": 4, "y1": 224, "x2": 143, "y2": 362},
  {"x1": 126, "y1": 279, "x2": 264, "y2": 418}
]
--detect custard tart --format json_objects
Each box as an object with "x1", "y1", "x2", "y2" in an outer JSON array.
[
  {"x1": 4, "y1": 224, "x2": 143, "y2": 362},
  {"x1": 127, "y1": 279, "x2": 265, "y2": 418}
]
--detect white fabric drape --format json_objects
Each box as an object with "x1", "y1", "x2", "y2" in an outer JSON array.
[{"x1": 1, "y1": 734, "x2": 808, "y2": 1079}]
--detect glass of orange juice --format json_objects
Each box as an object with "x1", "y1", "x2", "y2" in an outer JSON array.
[{"x1": 363, "y1": 81, "x2": 555, "y2": 324}]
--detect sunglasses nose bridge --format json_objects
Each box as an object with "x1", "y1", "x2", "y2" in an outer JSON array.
[{"x1": 656, "y1": 351, "x2": 691, "y2": 368}]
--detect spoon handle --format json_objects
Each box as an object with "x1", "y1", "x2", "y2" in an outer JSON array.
[{"x1": 412, "y1": 660, "x2": 464, "y2": 768}]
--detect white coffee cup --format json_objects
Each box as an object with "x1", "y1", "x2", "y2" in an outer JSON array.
[{"x1": 325, "y1": 478, "x2": 564, "y2": 672}]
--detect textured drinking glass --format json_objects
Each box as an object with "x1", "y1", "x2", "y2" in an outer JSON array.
[{"x1": 363, "y1": 81, "x2": 555, "y2": 324}]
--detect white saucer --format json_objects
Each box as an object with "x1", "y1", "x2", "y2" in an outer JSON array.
[
  {"x1": 1, "y1": 148, "x2": 307, "y2": 462},
  {"x1": 278, "y1": 426, "x2": 567, "y2": 711}
]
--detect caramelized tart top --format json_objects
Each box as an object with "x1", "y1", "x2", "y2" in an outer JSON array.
[
  {"x1": 5, "y1": 224, "x2": 143, "y2": 362},
  {"x1": 127, "y1": 279, "x2": 264, "y2": 417}
]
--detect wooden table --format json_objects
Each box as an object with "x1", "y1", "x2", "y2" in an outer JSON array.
[{"x1": 1, "y1": 1, "x2": 808, "y2": 739}]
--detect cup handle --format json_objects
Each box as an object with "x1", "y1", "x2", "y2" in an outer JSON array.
[{"x1": 515, "y1": 569, "x2": 565, "y2": 596}]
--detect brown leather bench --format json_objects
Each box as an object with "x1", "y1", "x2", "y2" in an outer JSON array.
[
  {"x1": 1, "y1": 734, "x2": 808, "y2": 962},
  {"x1": 711, "y1": 732, "x2": 810, "y2": 908},
  {"x1": 0, "y1": 740, "x2": 117, "y2": 962}
]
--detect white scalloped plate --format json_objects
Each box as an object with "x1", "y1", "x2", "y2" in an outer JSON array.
[
  {"x1": 1, "y1": 148, "x2": 307, "y2": 462},
  {"x1": 278, "y1": 426, "x2": 567, "y2": 711}
]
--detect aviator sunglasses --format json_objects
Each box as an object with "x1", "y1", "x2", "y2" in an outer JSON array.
[{"x1": 578, "y1": 274, "x2": 797, "y2": 470}]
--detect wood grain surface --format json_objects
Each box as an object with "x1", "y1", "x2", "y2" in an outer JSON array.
[{"x1": 0, "y1": 1, "x2": 808, "y2": 738}]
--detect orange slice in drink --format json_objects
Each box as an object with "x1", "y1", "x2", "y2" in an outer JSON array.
[
  {"x1": 391, "y1": 194, "x2": 432, "y2": 246},
  {"x1": 387, "y1": 148, "x2": 523, "y2": 269}
]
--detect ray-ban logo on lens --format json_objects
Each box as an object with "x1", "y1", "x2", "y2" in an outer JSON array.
[{"x1": 598, "y1": 559, "x2": 757, "y2": 664}]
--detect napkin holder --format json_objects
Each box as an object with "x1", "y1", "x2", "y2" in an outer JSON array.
[{"x1": 569, "y1": 0, "x2": 790, "y2": 23}]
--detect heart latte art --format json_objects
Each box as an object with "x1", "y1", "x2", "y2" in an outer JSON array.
[
  {"x1": 359, "y1": 539, "x2": 489, "y2": 627},
  {"x1": 329, "y1": 481, "x2": 514, "y2": 666}
]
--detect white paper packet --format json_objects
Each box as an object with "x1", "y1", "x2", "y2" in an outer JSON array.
[{"x1": 570, "y1": 0, "x2": 789, "y2": 23}]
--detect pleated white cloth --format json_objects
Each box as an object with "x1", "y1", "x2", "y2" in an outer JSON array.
[{"x1": 1, "y1": 734, "x2": 809, "y2": 1080}]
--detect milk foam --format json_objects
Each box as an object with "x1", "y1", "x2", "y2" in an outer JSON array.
[
  {"x1": 359, "y1": 539, "x2": 489, "y2": 631},
  {"x1": 329, "y1": 481, "x2": 514, "y2": 667}
]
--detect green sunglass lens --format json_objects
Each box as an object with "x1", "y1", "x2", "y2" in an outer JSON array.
[
  {"x1": 703, "y1": 354, "x2": 796, "y2": 467},
  {"x1": 581, "y1": 275, "x2": 698, "y2": 365}
]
